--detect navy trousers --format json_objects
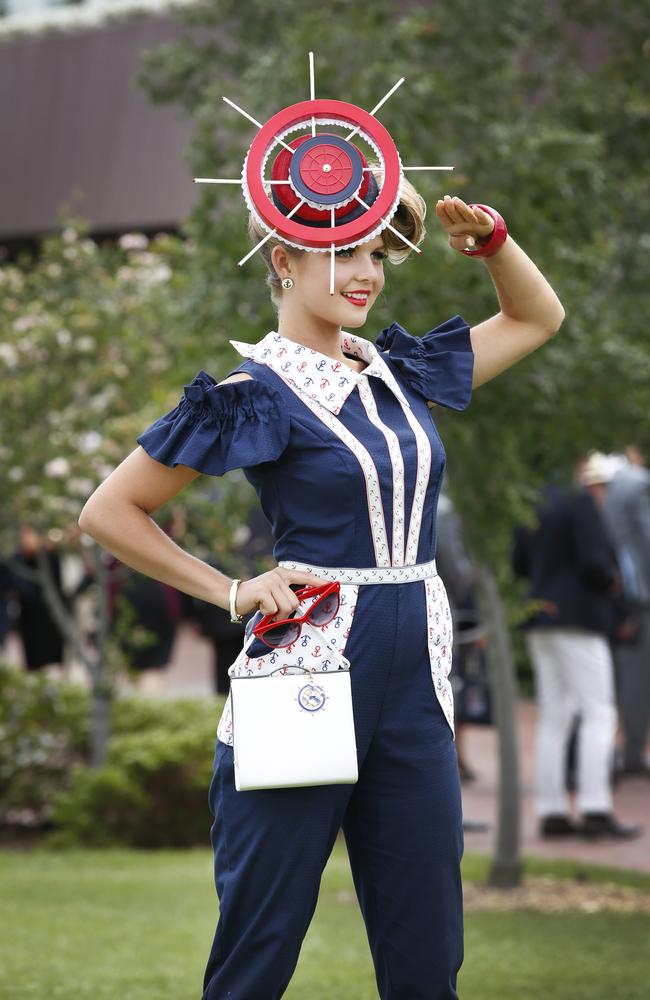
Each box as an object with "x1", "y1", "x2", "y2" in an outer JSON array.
[{"x1": 202, "y1": 581, "x2": 465, "y2": 999}]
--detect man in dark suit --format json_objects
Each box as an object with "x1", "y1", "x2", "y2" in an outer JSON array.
[
  {"x1": 513, "y1": 453, "x2": 642, "y2": 840},
  {"x1": 603, "y1": 445, "x2": 650, "y2": 778}
]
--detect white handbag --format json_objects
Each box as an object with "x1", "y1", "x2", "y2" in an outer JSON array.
[{"x1": 228, "y1": 630, "x2": 358, "y2": 792}]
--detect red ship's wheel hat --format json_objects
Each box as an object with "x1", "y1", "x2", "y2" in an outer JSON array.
[
  {"x1": 194, "y1": 53, "x2": 453, "y2": 289},
  {"x1": 243, "y1": 98, "x2": 402, "y2": 251}
]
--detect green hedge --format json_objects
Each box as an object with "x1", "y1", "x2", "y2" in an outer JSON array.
[
  {"x1": 0, "y1": 662, "x2": 224, "y2": 848},
  {"x1": 51, "y1": 712, "x2": 220, "y2": 848},
  {"x1": 0, "y1": 662, "x2": 89, "y2": 827}
]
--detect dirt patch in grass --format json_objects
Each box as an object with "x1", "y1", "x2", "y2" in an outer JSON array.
[
  {"x1": 336, "y1": 877, "x2": 650, "y2": 913},
  {"x1": 463, "y1": 876, "x2": 650, "y2": 913}
]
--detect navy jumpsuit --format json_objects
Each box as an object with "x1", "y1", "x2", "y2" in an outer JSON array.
[{"x1": 136, "y1": 315, "x2": 475, "y2": 1000}]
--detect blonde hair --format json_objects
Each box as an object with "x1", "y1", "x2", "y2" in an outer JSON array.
[{"x1": 247, "y1": 162, "x2": 427, "y2": 311}]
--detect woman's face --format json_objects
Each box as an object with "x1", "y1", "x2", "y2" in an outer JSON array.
[{"x1": 274, "y1": 235, "x2": 388, "y2": 329}]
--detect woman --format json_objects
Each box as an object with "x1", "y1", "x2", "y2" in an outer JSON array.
[{"x1": 79, "y1": 187, "x2": 564, "y2": 998}]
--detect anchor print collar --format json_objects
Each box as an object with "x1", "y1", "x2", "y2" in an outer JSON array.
[{"x1": 229, "y1": 329, "x2": 412, "y2": 415}]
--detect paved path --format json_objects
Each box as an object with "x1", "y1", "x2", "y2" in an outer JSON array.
[{"x1": 461, "y1": 699, "x2": 650, "y2": 874}]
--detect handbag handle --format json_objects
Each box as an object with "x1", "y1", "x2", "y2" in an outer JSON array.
[{"x1": 269, "y1": 664, "x2": 316, "y2": 677}]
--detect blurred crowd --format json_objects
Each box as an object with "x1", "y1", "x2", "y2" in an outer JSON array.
[
  {"x1": 0, "y1": 502, "x2": 275, "y2": 698},
  {"x1": 513, "y1": 445, "x2": 650, "y2": 841},
  {"x1": 1, "y1": 446, "x2": 648, "y2": 843}
]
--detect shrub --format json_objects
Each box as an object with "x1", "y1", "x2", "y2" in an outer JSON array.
[
  {"x1": 0, "y1": 661, "x2": 225, "y2": 846},
  {"x1": 50, "y1": 698, "x2": 222, "y2": 848},
  {"x1": 0, "y1": 662, "x2": 89, "y2": 827}
]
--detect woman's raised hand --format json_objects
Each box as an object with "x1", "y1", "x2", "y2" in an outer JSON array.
[
  {"x1": 435, "y1": 195, "x2": 495, "y2": 253},
  {"x1": 234, "y1": 566, "x2": 331, "y2": 622}
]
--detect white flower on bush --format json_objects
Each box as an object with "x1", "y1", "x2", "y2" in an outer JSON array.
[
  {"x1": 63, "y1": 246, "x2": 78, "y2": 260},
  {"x1": 75, "y1": 336, "x2": 95, "y2": 352},
  {"x1": 80, "y1": 239, "x2": 97, "y2": 255},
  {"x1": 89, "y1": 387, "x2": 116, "y2": 413},
  {"x1": 131, "y1": 251, "x2": 157, "y2": 268},
  {"x1": 119, "y1": 233, "x2": 149, "y2": 251},
  {"x1": 45, "y1": 457, "x2": 71, "y2": 478},
  {"x1": 8, "y1": 467, "x2": 24, "y2": 482},
  {"x1": 12, "y1": 270, "x2": 25, "y2": 290},
  {"x1": 137, "y1": 264, "x2": 172, "y2": 287},
  {"x1": 46, "y1": 263, "x2": 63, "y2": 278},
  {"x1": 68, "y1": 478, "x2": 95, "y2": 497},
  {"x1": 118, "y1": 253, "x2": 172, "y2": 288},
  {"x1": 13, "y1": 315, "x2": 40, "y2": 332},
  {"x1": 0, "y1": 343, "x2": 18, "y2": 367},
  {"x1": 62, "y1": 227, "x2": 78, "y2": 243},
  {"x1": 1, "y1": 267, "x2": 25, "y2": 291},
  {"x1": 46, "y1": 497, "x2": 69, "y2": 512},
  {"x1": 56, "y1": 329, "x2": 72, "y2": 347},
  {"x1": 79, "y1": 431, "x2": 103, "y2": 453}
]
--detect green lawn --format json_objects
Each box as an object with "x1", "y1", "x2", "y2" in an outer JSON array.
[{"x1": 1, "y1": 843, "x2": 649, "y2": 999}]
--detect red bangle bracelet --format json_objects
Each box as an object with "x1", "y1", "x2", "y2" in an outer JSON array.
[{"x1": 461, "y1": 204, "x2": 508, "y2": 258}]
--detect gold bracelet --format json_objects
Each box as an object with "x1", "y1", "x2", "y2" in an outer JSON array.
[{"x1": 229, "y1": 578, "x2": 243, "y2": 623}]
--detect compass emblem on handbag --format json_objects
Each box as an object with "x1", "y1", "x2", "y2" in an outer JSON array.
[
  {"x1": 194, "y1": 52, "x2": 453, "y2": 293},
  {"x1": 297, "y1": 682, "x2": 327, "y2": 713}
]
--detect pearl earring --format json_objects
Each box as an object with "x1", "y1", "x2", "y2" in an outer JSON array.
[{"x1": 281, "y1": 277, "x2": 294, "y2": 289}]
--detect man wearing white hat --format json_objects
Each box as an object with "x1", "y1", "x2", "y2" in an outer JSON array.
[{"x1": 513, "y1": 452, "x2": 643, "y2": 840}]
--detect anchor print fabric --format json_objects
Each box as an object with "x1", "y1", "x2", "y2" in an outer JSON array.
[
  {"x1": 136, "y1": 316, "x2": 474, "y2": 742},
  {"x1": 425, "y1": 573, "x2": 455, "y2": 733}
]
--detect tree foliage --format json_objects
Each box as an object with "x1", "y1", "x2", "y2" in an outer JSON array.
[
  {"x1": 0, "y1": 223, "x2": 261, "y2": 763},
  {"x1": 0, "y1": 221, "x2": 261, "y2": 557}
]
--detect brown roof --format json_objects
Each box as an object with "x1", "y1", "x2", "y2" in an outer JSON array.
[{"x1": 0, "y1": 13, "x2": 199, "y2": 240}]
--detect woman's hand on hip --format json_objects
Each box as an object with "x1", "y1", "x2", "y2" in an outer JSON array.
[
  {"x1": 235, "y1": 567, "x2": 330, "y2": 621},
  {"x1": 435, "y1": 195, "x2": 495, "y2": 252}
]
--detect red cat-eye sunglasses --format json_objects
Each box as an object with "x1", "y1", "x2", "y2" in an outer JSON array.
[{"x1": 252, "y1": 582, "x2": 341, "y2": 649}]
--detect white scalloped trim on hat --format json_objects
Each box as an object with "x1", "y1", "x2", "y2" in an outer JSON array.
[{"x1": 241, "y1": 114, "x2": 404, "y2": 254}]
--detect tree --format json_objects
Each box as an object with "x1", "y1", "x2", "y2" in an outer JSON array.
[{"x1": 0, "y1": 221, "x2": 260, "y2": 766}]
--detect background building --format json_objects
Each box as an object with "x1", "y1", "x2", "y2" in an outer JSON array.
[{"x1": 0, "y1": 0, "x2": 200, "y2": 257}]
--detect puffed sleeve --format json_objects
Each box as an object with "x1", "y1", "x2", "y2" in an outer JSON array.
[
  {"x1": 136, "y1": 370, "x2": 291, "y2": 476},
  {"x1": 375, "y1": 315, "x2": 474, "y2": 410}
]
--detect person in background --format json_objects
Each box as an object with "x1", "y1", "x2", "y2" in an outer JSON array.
[
  {"x1": 0, "y1": 560, "x2": 16, "y2": 654},
  {"x1": 513, "y1": 452, "x2": 643, "y2": 840},
  {"x1": 11, "y1": 525, "x2": 67, "y2": 677},
  {"x1": 436, "y1": 487, "x2": 482, "y2": 782},
  {"x1": 603, "y1": 445, "x2": 650, "y2": 778},
  {"x1": 107, "y1": 512, "x2": 185, "y2": 694}
]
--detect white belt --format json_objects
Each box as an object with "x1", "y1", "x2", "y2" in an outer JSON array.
[{"x1": 277, "y1": 558, "x2": 438, "y2": 585}]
